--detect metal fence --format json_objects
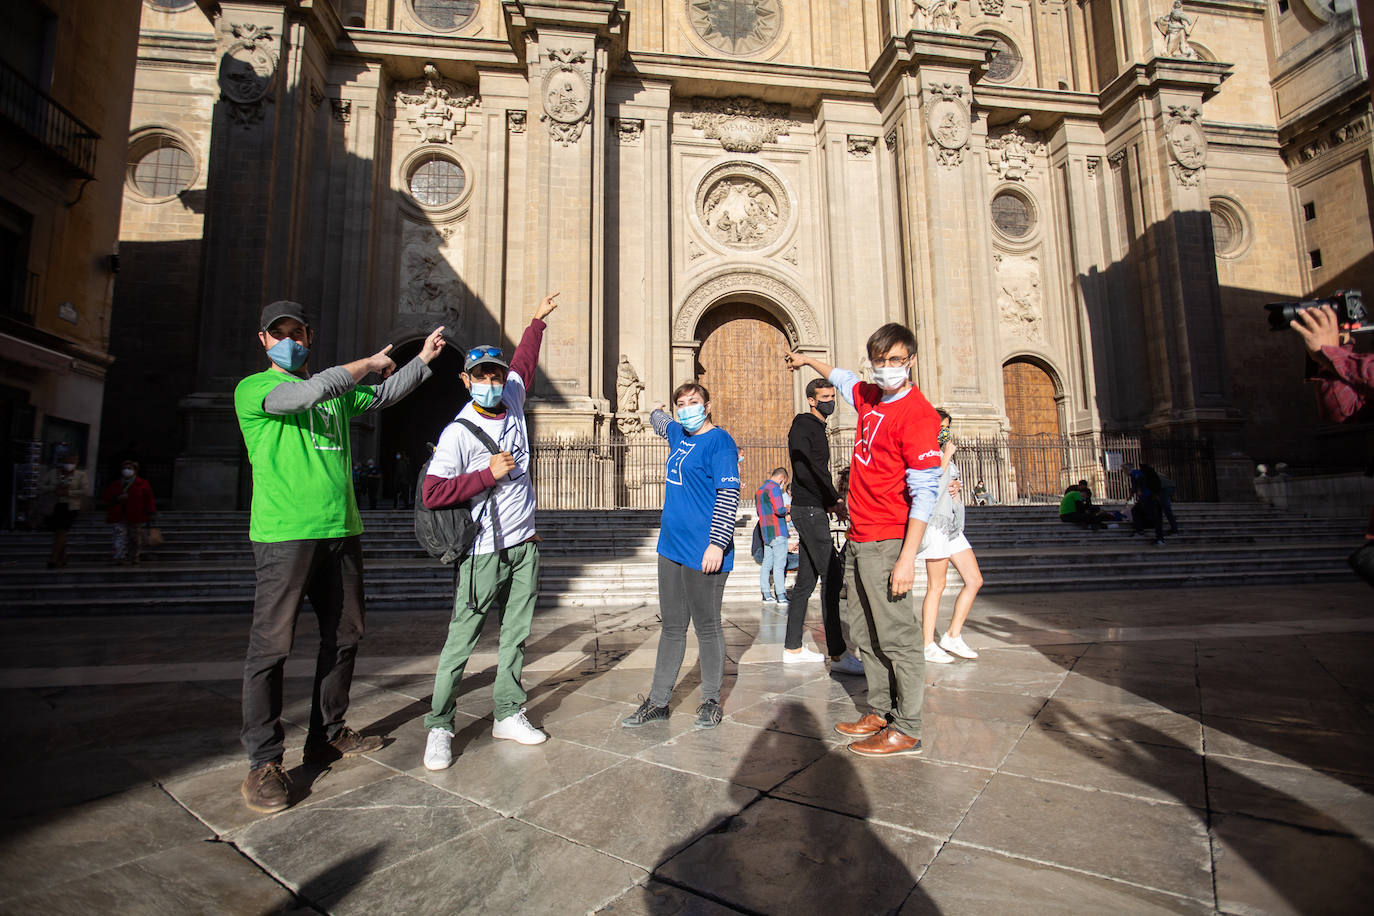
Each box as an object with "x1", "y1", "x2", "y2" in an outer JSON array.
[
  {"x1": 530, "y1": 430, "x2": 1217, "y2": 510},
  {"x1": 0, "y1": 57, "x2": 99, "y2": 177}
]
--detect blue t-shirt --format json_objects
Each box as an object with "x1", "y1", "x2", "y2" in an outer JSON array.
[{"x1": 658, "y1": 423, "x2": 739, "y2": 573}]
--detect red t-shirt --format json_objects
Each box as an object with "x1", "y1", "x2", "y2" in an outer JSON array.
[{"x1": 843, "y1": 380, "x2": 942, "y2": 542}]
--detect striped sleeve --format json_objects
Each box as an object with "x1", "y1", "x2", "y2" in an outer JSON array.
[{"x1": 708, "y1": 487, "x2": 740, "y2": 549}]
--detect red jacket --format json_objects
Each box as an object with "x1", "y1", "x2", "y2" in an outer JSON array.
[{"x1": 103, "y1": 476, "x2": 156, "y2": 524}]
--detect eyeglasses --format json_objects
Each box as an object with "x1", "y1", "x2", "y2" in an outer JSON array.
[
  {"x1": 467, "y1": 346, "x2": 502, "y2": 362},
  {"x1": 871, "y1": 354, "x2": 911, "y2": 368}
]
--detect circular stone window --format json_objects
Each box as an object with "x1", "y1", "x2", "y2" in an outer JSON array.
[
  {"x1": 408, "y1": 154, "x2": 467, "y2": 209},
  {"x1": 695, "y1": 162, "x2": 791, "y2": 251},
  {"x1": 1210, "y1": 197, "x2": 1248, "y2": 258},
  {"x1": 410, "y1": 0, "x2": 478, "y2": 32},
  {"x1": 127, "y1": 133, "x2": 196, "y2": 200},
  {"x1": 991, "y1": 190, "x2": 1036, "y2": 240},
  {"x1": 687, "y1": 0, "x2": 783, "y2": 57},
  {"x1": 144, "y1": 0, "x2": 197, "y2": 11},
  {"x1": 979, "y1": 31, "x2": 1023, "y2": 83}
]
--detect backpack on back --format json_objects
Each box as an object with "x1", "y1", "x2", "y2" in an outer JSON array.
[{"x1": 414, "y1": 419, "x2": 501, "y2": 564}]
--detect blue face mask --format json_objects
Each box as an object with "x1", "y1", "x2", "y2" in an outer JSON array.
[
  {"x1": 471, "y1": 382, "x2": 505, "y2": 409},
  {"x1": 677, "y1": 403, "x2": 707, "y2": 433},
  {"x1": 266, "y1": 337, "x2": 309, "y2": 371}
]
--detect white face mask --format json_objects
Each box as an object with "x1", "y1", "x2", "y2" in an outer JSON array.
[
  {"x1": 121, "y1": 468, "x2": 135, "y2": 479},
  {"x1": 63, "y1": 463, "x2": 76, "y2": 472},
  {"x1": 873, "y1": 365, "x2": 909, "y2": 389}
]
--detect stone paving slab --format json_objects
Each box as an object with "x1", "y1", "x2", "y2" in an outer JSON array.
[{"x1": 1, "y1": 583, "x2": 1371, "y2": 914}]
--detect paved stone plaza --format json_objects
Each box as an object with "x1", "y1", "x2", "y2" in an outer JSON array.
[{"x1": 1, "y1": 582, "x2": 1372, "y2": 914}]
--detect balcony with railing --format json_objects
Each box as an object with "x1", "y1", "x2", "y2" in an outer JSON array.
[{"x1": 0, "y1": 58, "x2": 99, "y2": 178}]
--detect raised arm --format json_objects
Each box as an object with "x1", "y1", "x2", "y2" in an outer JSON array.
[
  {"x1": 508, "y1": 294, "x2": 560, "y2": 387},
  {"x1": 262, "y1": 330, "x2": 439, "y2": 416}
]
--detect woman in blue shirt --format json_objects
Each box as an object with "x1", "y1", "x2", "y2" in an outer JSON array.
[{"x1": 622, "y1": 382, "x2": 740, "y2": 730}]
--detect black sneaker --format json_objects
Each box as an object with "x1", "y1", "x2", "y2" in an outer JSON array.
[
  {"x1": 241, "y1": 762, "x2": 291, "y2": 813},
  {"x1": 621, "y1": 697, "x2": 670, "y2": 728},
  {"x1": 303, "y1": 726, "x2": 384, "y2": 765},
  {"x1": 694, "y1": 699, "x2": 723, "y2": 730}
]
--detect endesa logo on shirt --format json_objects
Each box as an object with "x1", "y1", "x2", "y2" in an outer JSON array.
[
  {"x1": 720, "y1": 475, "x2": 740, "y2": 486},
  {"x1": 917, "y1": 448, "x2": 940, "y2": 461}
]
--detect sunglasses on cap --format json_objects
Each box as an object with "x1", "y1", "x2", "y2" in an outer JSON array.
[{"x1": 467, "y1": 346, "x2": 502, "y2": 362}]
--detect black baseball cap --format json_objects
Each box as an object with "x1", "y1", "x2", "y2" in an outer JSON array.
[{"x1": 260, "y1": 300, "x2": 310, "y2": 331}]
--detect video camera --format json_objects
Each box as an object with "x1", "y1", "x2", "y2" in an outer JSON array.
[{"x1": 1266, "y1": 289, "x2": 1369, "y2": 333}]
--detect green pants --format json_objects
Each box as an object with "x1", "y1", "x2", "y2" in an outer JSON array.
[
  {"x1": 843, "y1": 538, "x2": 924, "y2": 737},
  {"x1": 425, "y1": 540, "x2": 540, "y2": 728}
]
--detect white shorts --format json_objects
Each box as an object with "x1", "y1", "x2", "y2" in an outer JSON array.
[{"x1": 916, "y1": 526, "x2": 972, "y2": 562}]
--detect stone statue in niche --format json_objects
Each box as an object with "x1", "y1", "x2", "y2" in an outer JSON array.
[
  {"x1": 913, "y1": 0, "x2": 961, "y2": 33},
  {"x1": 395, "y1": 63, "x2": 477, "y2": 144},
  {"x1": 995, "y1": 253, "x2": 1044, "y2": 343},
  {"x1": 400, "y1": 222, "x2": 463, "y2": 323},
  {"x1": 615, "y1": 355, "x2": 645, "y2": 434},
  {"x1": 1155, "y1": 1, "x2": 1199, "y2": 60},
  {"x1": 701, "y1": 178, "x2": 781, "y2": 248}
]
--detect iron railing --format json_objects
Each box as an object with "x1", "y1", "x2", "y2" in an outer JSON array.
[
  {"x1": 528, "y1": 431, "x2": 1217, "y2": 510},
  {"x1": 0, "y1": 58, "x2": 99, "y2": 178}
]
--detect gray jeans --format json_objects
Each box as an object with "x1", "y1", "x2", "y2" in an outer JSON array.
[
  {"x1": 843, "y1": 538, "x2": 925, "y2": 737},
  {"x1": 649, "y1": 555, "x2": 727, "y2": 706}
]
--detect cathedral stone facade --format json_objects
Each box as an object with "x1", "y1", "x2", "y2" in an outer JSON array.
[{"x1": 106, "y1": 1, "x2": 1373, "y2": 508}]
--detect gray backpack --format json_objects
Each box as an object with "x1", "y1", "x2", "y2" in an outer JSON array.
[{"x1": 414, "y1": 419, "x2": 500, "y2": 564}]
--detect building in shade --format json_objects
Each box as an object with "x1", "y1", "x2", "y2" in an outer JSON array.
[
  {"x1": 101, "y1": 0, "x2": 1372, "y2": 509},
  {"x1": 0, "y1": 0, "x2": 143, "y2": 524}
]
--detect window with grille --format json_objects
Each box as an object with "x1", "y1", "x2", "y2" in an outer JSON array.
[
  {"x1": 979, "y1": 32, "x2": 1023, "y2": 83},
  {"x1": 991, "y1": 191, "x2": 1035, "y2": 239},
  {"x1": 408, "y1": 155, "x2": 466, "y2": 208},
  {"x1": 411, "y1": 0, "x2": 478, "y2": 31},
  {"x1": 127, "y1": 135, "x2": 195, "y2": 199}
]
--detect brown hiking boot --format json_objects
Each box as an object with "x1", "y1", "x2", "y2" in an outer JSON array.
[
  {"x1": 302, "y1": 726, "x2": 383, "y2": 765},
  {"x1": 835, "y1": 712, "x2": 888, "y2": 738},
  {"x1": 241, "y1": 762, "x2": 291, "y2": 813},
  {"x1": 847, "y1": 726, "x2": 923, "y2": 758}
]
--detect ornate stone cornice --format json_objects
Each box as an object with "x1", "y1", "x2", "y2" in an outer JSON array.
[{"x1": 687, "y1": 96, "x2": 793, "y2": 153}]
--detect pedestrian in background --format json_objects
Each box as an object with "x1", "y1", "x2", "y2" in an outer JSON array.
[
  {"x1": 755, "y1": 467, "x2": 790, "y2": 606},
  {"x1": 393, "y1": 451, "x2": 414, "y2": 509},
  {"x1": 40, "y1": 445, "x2": 86, "y2": 569},
  {"x1": 102, "y1": 459, "x2": 156, "y2": 565}
]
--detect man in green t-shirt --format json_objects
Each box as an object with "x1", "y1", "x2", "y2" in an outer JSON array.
[{"x1": 235, "y1": 299, "x2": 446, "y2": 813}]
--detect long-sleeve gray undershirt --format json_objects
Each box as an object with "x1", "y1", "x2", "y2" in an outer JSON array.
[{"x1": 262, "y1": 357, "x2": 432, "y2": 415}]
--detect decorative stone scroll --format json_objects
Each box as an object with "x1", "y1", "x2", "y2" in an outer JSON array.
[
  {"x1": 688, "y1": 96, "x2": 792, "y2": 153},
  {"x1": 925, "y1": 83, "x2": 970, "y2": 168},
  {"x1": 1164, "y1": 105, "x2": 1207, "y2": 188},
  {"x1": 615, "y1": 355, "x2": 645, "y2": 434},
  {"x1": 994, "y1": 253, "x2": 1044, "y2": 343},
  {"x1": 395, "y1": 63, "x2": 478, "y2": 144},
  {"x1": 913, "y1": 0, "x2": 961, "y2": 33},
  {"x1": 848, "y1": 135, "x2": 877, "y2": 159},
  {"x1": 986, "y1": 119, "x2": 1045, "y2": 182},
  {"x1": 695, "y1": 162, "x2": 790, "y2": 251},
  {"x1": 540, "y1": 48, "x2": 592, "y2": 147},
  {"x1": 219, "y1": 23, "x2": 279, "y2": 127}
]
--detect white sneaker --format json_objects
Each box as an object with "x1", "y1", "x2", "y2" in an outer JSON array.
[
  {"x1": 830, "y1": 651, "x2": 865, "y2": 676},
  {"x1": 924, "y1": 642, "x2": 956, "y2": 664},
  {"x1": 491, "y1": 708, "x2": 548, "y2": 745},
  {"x1": 783, "y1": 645, "x2": 826, "y2": 664},
  {"x1": 423, "y1": 727, "x2": 454, "y2": 771},
  {"x1": 939, "y1": 633, "x2": 979, "y2": 659}
]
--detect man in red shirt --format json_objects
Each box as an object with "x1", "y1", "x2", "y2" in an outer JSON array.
[{"x1": 787, "y1": 323, "x2": 942, "y2": 756}]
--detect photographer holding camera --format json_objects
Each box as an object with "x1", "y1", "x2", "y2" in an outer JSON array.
[{"x1": 1291, "y1": 303, "x2": 1374, "y2": 584}]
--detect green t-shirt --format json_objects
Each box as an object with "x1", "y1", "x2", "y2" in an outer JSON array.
[
  {"x1": 234, "y1": 370, "x2": 377, "y2": 543},
  {"x1": 1059, "y1": 489, "x2": 1085, "y2": 516}
]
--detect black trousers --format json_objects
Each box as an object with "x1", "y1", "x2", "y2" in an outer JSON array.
[
  {"x1": 242, "y1": 536, "x2": 366, "y2": 768},
  {"x1": 786, "y1": 505, "x2": 846, "y2": 654}
]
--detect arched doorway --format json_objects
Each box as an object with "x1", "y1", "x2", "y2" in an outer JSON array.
[
  {"x1": 379, "y1": 340, "x2": 468, "y2": 501},
  {"x1": 695, "y1": 302, "x2": 793, "y2": 492},
  {"x1": 1002, "y1": 358, "x2": 1062, "y2": 500}
]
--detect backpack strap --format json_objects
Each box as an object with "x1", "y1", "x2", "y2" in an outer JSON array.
[
  {"x1": 455, "y1": 418, "x2": 501, "y2": 455},
  {"x1": 453, "y1": 417, "x2": 503, "y2": 550}
]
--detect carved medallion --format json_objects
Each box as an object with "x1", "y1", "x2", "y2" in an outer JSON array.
[
  {"x1": 1164, "y1": 105, "x2": 1207, "y2": 188},
  {"x1": 395, "y1": 63, "x2": 478, "y2": 144},
  {"x1": 994, "y1": 253, "x2": 1044, "y2": 343},
  {"x1": 688, "y1": 96, "x2": 791, "y2": 153},
  {"x1": 695, "y1": 162, "x2": 790, "y2": 251},
  {"x1": 219, "y1": 23, "x2": 279, "y2": 126},
  {"x1": 926, "y1": 83, "x2": 970, "y2": 168},
  {"x1": 687, "y1": 0, "x2": 782, "y2": 57},
  {"x1": 540, "y1": 48, "x2": 592, "y2": 146}
]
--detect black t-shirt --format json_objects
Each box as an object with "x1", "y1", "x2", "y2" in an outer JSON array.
[{"x1": 788, "y1": 412, "x2": 838, "y2": 509}]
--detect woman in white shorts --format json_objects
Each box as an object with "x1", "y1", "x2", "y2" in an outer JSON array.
[{"x1": 919, "y1": 409, "x2": 985, "y2": 664}]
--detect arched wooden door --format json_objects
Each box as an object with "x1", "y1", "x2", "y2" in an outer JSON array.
[
  {"x1": 1002, "y1": 358, "x2": 1062, "y2": 500},
  {"x1": 695, "y1": 303, "x2": 792, "y2": 493}
]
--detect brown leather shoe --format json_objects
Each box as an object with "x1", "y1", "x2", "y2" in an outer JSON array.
[
  {"x1": 835, "y1": 712, "x2": 888, "y2": 738},
  {"x1": 240, "y1": 762, "x2": 291, "y2": 812},
  {"x1": 847, "y1": 726, "x2": 923, "y2": 757},
  {"x1": 302, "y1": 726, "x2": 384, "y2": 765}
]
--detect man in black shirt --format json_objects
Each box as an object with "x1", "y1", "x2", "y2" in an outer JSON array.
[{"x1": 787, "y1": 378, "x2": 864, "y2": 674}]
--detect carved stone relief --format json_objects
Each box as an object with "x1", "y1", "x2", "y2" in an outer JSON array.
[
  {"x1": 395, "y1": 63, "x2": 478, "y2": 144},
  {"x1": 1086, "y1": 156, "x2": 1101, "y2": 180},
  {"x1": 687, "y1": 240, "x2": 706, "y2": 261},
  {"x1": 330, "y1": 99, "x2": 352, "y2": 123},
  {"x1": 1164, "y1": 105, "x2": 1207, "y2": 188},
  {"x1": 309, "y1": 83, "x2": 324, "y2": 109},
  {"x1": 885, "y1": 129, "x2": 898, "y2": 151},
  {"x1": 688, "y1": 97, "x2": 792, "y2": 153},
  {"x1": 995, "y1": 253, "x2": 1044, "y2": 343},
  {"x1": 979, "y1": 0, "x2": 1006, "y2": 15},
  {"x1": 615, "y1": 117, "x2": 644, "y2": 144},
  {"x1": 1108, "y1": 149, "x2": 1127, "y2": 168},
  {"x1": 848, "y1": 135, "x2": 877, "y2": 159},
  {"x1": 1284, "y1": 112, "x2": 1370, "y2": 167},
  {"x1": 540, "y1": 48, "x2": 592, "y2": 147},
  {"x1": 399, "y1": 220, "x2": 465, "y2": 323},
  {"x1": 695, "y1": 162, "x2": 790, "y2": 251},
  {"x1": 925, "y1": 83, "x2": 970, "y2": 168},
  {"x1": 986, "y1": 120, "x2": 1045, "y2": 182},
  {"x1": 615, "y1": 355, "x2": 645, "y2": 434},
  {"x1": 675, "y1": 270, "x2": 821, "y2": 345},
  {"x1": 913, "y1": 0, "x2": 962, "y2": 33},
  {"x1": 1155, "y1": 1, "x2": 1199, "y2": 60},
  {"x1": 507, "y1": 110, "x2": 527, "y2": 133},
  {"x1": 218, "y1": 23, "x2": 278, "y2": 127}
]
